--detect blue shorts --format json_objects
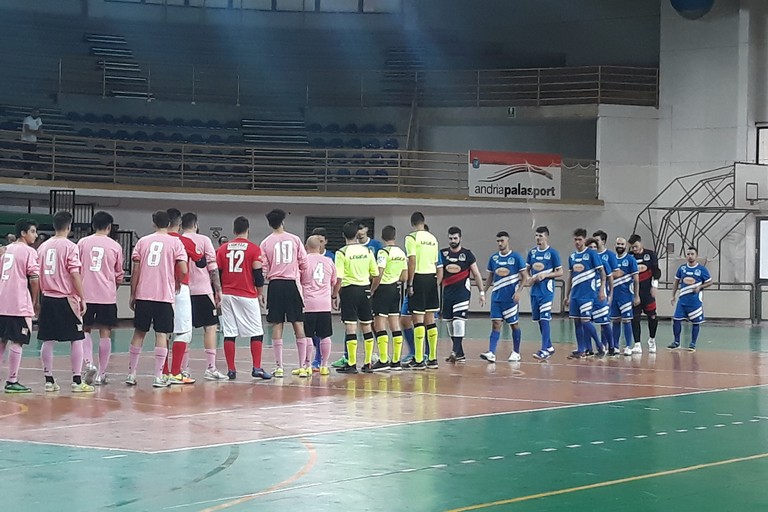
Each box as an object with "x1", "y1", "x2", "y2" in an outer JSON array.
[
  {"x1": 530, "y1": 295, "x2": 553, "y2": 322},
  {"x1": 442, "y1": 287, "x2": 470, "y2": 321},
  {"x1": 491, "y1": 301, "x2": 519, "y2": 324},
  {"x1": 569, "y1": 296, "x2": 594, "y2": 320},
  {"x1": 591, "y1": 298, "x2": 610, "y2": 325},
  {"x1": 674, "y1": 301, "x2": 705, "y2": 324},
  {"x1": 610, "y1": 295, "x2": 634, "y2": 321}
]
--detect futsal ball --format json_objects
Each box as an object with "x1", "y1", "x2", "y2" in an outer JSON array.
[{"x1": 670, "y1": 0, "x2": 715, "y2": 20}]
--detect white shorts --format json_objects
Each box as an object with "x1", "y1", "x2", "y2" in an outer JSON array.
[
  {"x1": 220, "y1": 294, "x2": 263, "y2": 338},
  {"x1": 173, "y1": 284, "x2": 193, "y2": 337}
]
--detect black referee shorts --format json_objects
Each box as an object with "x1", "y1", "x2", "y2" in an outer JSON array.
[
  {"x1": 409, "y1": 273, "x2": 439, "y2": 314},
  {"x1": 340, "y1": 285, "x2": 373, "y2": 324},
  {"x1": 372, "y1": 282, "x2": 401, "y2": 317}
]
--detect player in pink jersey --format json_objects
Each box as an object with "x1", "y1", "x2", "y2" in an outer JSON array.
[
  {"x1": 299, "y1": 236, "x2": 336, "y2": 376},
  {"x1": 217, "y1": 216, "x2": 272, "y2": 380},
  {"x1": 181, "y1": 212, "x2": 228, "y2": 380},
  {"x1": 77, "y1": 211, "x2": 125, "y2": 386},
  {"x1": 126, "y1": 210, "x2": 188, "y2": 388},
  {"x1": 260, "y1": 209, "x2": 309, "y2": 378},
  {"x1": 0, "y1": 219, "x2": 40, "y2": 393},
  {"x1": 37, "y1": 211, "x2": 94, "y2": 393}
]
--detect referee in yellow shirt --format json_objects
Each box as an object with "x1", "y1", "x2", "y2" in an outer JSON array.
[{"x1": 334, "y1": 221, "x2": 380, "y2": 374}]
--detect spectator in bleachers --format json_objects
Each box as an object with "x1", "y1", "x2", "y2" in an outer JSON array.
[
  {"x1": 5, "y1": 233, "x2": 16, "y2": 245},
  {"x1": 21, "y1": 108, "x2": 43, "y2": 170},
  {"x1": 218, "y1": 236, "x2": 229, "y2": 247}
]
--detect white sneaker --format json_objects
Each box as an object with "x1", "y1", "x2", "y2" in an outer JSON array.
[
  {"x1": 507, "y1": 351, "x2": 521, "y2": 362},
  {"x1": 44, "y1": 381, "x2": 61, "y2": 392},
  {"x1": 631, "y1": 342, "x2": 643, "y2": 354},
  {"x1": 94, "y1": 374, "x2": 109, "y2": 385},
  {"x1": 480, "y1": 351, "x2": 497, "y2": 363},
  {"x1": 204, "y1": 368, "x2": 229, "y2": 381},
  {"x1": 72, "y1": 382, "x2": 95, "y2": 393},
  {"x1": 623, "y1": 347, "x2": 633, "y2": 356},
  {"x1": 647, "y1": 340, "x2": 657, "y2": 353},
  {"x1": 83, "y1": 364, "x2": 98, "y2": 386},
  {"x1": 153, "y1": 376, "x2": 170, "y2": 388},
  {"x1": 125, "y1": 374, "x2": 137, "y2": 386}
]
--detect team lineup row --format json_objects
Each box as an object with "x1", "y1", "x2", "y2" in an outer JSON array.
[{"x1": 0, "y1": 209, "x2": 712, "y2": 391}]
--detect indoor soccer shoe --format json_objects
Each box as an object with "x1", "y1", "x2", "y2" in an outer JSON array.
[
  {"x1": 251, "y1": 368, "x2": 273, "y2": 380},
  {"x1": 623, "y1": 347, "x2": 633, "y2": 356},
  {"x1": 648, "y1": 340, "x2": 657, "y2": 353},
  {"x1": 371, "y1": 360, "x2": 390, "y2": 372},
  {"x1": 389, "y1": 361, "x2": 403, "y2": 371},
  {"x1": 508, "y1": 351, "x2": 521, "y2": 362},
  {"x1": 336, "y1": 364, "x2": 358, "y2": 374},
  {"x1": 83, "y1": 364, "x2": 97, "y2": 386},
  {"x1": 273, "y1": 367, "x2": 284, "y2": 378},
  {"x1": 408, "y1": 360, "x2": 427, "y2": 370},
  {"x1": 631, "y1": 342, "x2": 643, "y2": 354},
  {"x1": 426, "y1": 359, "x2": 439, "y2": 369},
  {"x1": 291, "y1": 368, "x2": 303, "y2": 376},
  {"x1": 533, "y1": 350, "x2": 551, "y2": 361},
  {"x1": 153, "y1": 376, "x2": 171, "y2": 388},
  {"x1": 445, "y1": 352, "x2": 457, "y2": 363},
  {"x1": 227, "y1": 370, "x2": 237, "y2": 380},
  {"x1": 361, "y1": 363, "x2": 373, "y2": 373},
  {"x1": 667, "y1": 342, "x2": 680, "y2": 350},
  {"x1": 331, "y1": 357, "x2": 347, "y2": 368},
  {"x1": 45, "y1": 381, "x2": 61, "y2": 392},
  {"x1": 4, "y1": 381, "x2": 31, "y2": 394},
  {"x1": 455, "y1": 354, "x2": 466, "y2": 363},
  {"x1": 204, "y1": 369, "x2": 229, "y2": 381},
  {"x1": 687, "y1": 344, "x2": 697, "y2": 352},
  {"x1": 319, "y1": 366, "x2": 330, "y2": 376},
  {"x1": 124, "y1": 374, "x2": 137, "y2": 386},
  {"x1": 480, "y1": 351, "x2": 496, "y2": 363},
  {"x1": 94, "y1": 374, "x2": 109, "y2": 385},
  {"x1": 72, "y1": 382, "x2": 95, "y2": 393},
  {"x1": 298, "y1": 367, "x2": 311, "y2": 378},
  {"x1": 168, "y1": 374, "x2": 195, "y2": 385}
]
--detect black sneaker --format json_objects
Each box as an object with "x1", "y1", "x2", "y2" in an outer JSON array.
[
  {"x1": 595, "y1": 349, "x2": 606, "y2": 358},
  {"x1": 227, "y1": 370, "x2": 237, "y2": 380},
  {"x1": 687, "y1": 344, "x2": 696, "y2": 352},
  {"x1": 567, "y1": 352, "x2": 584, "y2": 360},
  {"x1": 336, "y1": 364, "x2": 359, "y2": 374},
  {"x1": 361, "y1": 363, "x2": 374, "y2": 373},
  {"x1": 409, "y1": 360, "x2": 427, "y2": 370},
  {"x1": 445, "y1": 352, "x2": 457, "y2": 363},
  {"x1": 455, "y1": 354, "x2": 467, "y2": 363},
  {"x1": 390, "y1": 361, "x2": 403, "y2": 371},
  {"x1": 667, "y1": 342, "x2": 680, "y2": 350},
  {"x1": 426, "y1": 359, "x2": 439, "y2": 369},
  {"x1": 607, "y1": 347, "x2": 617, "y2": 357},
  {"x1": 584, "y1": 350, "x2": 595, "y2": 358},
  {"x1": 371, "y1": 360, "x2": 390, "y2": 372}
]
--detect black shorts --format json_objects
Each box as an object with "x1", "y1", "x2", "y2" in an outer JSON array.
[
  {"x1": 266, "y1": 279, "x2": 304, "y2": 324},
  {"x1": 83, "y1": 303, "x2": 118, "y2": 328},
  {"x1": 304, "y1": 311, "x2": 333, "y2": 339},
  {"x1": 340, "y1": 285, "x2": 373, "y2": 324},
  {"x1": 191, "y1": 294, "x2": 218, "y2": 328},
  {"x1": 0, "y1": 316, "x2": 33, "y2": 345},
  {"x1": 134, "y1": 300, "x2": 174, "y2": 333},
  {"x1": 635, "y1": 286, "x2": 657, "y2": 316},
  {"x1": 37, "y1": 296, "x2": 85, "y2": 342},
  {"x1": 409, "y1": 273, "x2": 439, "y2": 314},
  {"x1": 441, "y1": 287, "x2": 471, "y2": 320},
  {"x1": 372, "y1": 283, "x2": 401, "y2": 317}
]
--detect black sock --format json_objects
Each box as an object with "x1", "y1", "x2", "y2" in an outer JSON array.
[
  {"x1": 73, "y1": 375, "x2": 82, "y2": 385},
  {"x1": 631, "y1": 318, "x2": 641, "y2": 345},
  {"x1": 648, "y1": 316, "x2": 658, "y2": 338}
]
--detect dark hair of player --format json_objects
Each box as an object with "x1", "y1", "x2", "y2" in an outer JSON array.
[
  {"x1": 91, "y1": 211, "x2": 114, "y2": 232},
  {"x1": 448, "y1": 226, "x2": 462, "y2": 237},
  {"x1": 585, "y1": 237, "x2": 598, "y2": 247},
  {"x1": 266, "y1": 209, "x2": 286, "y2": 229},
  {"x1": 496, "y1": 231, "x2": 509, "y2": 238},
  {"x1": 166, "y1": 208, "x2": 182, "y2": 227},
  {"x1": 152, "y1": 210, "x2": 170, "y2": 229},
  {"x1": 410, "y1": 211, "x2": 425, "y2": 226},
  {"x1": 181, "y1": 212, "x2": 198, "y2": 230},
  {"x1": 381, "y1": 225, "x2": 396, "y2": 242},
  {"x1": 628, "y1": 234, "x2": 642, "y2": 245},
  {"x1": 342, "y1": 221, "x2": 358, "y2": 240},
  {"x1": 687, "y1": 246, "x2": 698, "y2": 254},
  {"x1": 573, "y1": 228, "x2": 587, "y2": 238},
  {"x1": 311, "y1": 227, "x2": 328, "y2": 238},
  {"x1": 592, "y1": 230, "x2": 607, "y2": 243},
  {"x1": 53, "y1": 211, "x2": 73, "y2": 231},
  {"x1": 233, "y1": 216, "x2": 249, "y2": 235},
  {"x1": 535, "y1": 226, "x2": 549, "y2": 236},
  {"x1": 15, "y1": 219, "x2": 37, "y2": 238}
]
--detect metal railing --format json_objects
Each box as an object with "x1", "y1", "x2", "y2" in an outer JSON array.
[
  {"x1": 55, "y1": 57, "x2": 659, "y2": 108},
  {"x1": 0, "y1": 130, "x2": 599, "y2": 201}
]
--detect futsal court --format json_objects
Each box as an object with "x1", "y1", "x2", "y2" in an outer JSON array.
[{"x1": 0, "y1": 317, "x2": 766, "y2": 511}]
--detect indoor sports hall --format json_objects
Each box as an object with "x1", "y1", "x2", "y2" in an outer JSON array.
[{"x1": 0, "y1": 1, "x2": 766, "y2": 511}]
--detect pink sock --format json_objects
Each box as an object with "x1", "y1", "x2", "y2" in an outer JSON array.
[
  {"x1": 82, "y1": 333, "x2": 93, "y2": 366},
  {"x1": 320, "y1": 337, "x2": 332, "y2": 367},
  {"x1": 128, "y1": 345, "x2": 142, "y2": 374},
  {"x1": 71, "y1": 340, "x2": 84, "y2": 377},
  {"x1": 182, "y1": 345, "x2": 191, "y2": 373},
  {"x1": 273, "y1": 338, "x2": 283, "y2": 367},
  {"x1": 154, "y1": 347, "x2": 169, "y2": 378},
  {"x1": 296, "y1": 338, "x2": 308, "y2": 367},
  {"x1": 41, "y1": 340, "x2": 55, "y2": 377},
  {"x1": 0, "y1": 341, "x2": 7, "y2": 360},
  {"x1": 205, "y1": 348, "x2": 216, "y2": 370},
  {"x1": 98, "y1": 338, "x2": 111, "y2": 376},
  {"x1": 7, "y1": 344, "x2": 23, "y2": 383}
]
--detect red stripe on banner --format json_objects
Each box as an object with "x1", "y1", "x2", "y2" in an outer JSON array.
[{"x1": 469, "y1": 150, "x2": 562, "y2": 167}]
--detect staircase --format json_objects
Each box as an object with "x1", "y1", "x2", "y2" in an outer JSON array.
[
  {"x1": 86, "y1": 33, "x2": 151, "y2": 100},
  {"x1": 379, "y1": 46, "x2": 424, "y2": 106}
]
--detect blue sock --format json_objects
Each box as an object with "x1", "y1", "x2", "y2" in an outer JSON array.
[
  {"x1": 574, "y1": 320, "x2": 584, "y2": 352},
  {"x1": 600, "y1": 324, "x2": 612, "y2": 351},
  {"x1": 623, "y1": 322, "x2": 634, "y2": 348},
  {"x1": 612, "y1": 322, "x2": 621, "y2": 349},
  {"x1": 512, "y1": 327, "x2": 521, "y2": 353},
  {"x1": 489, "y1": 330, "x2": 501, "y2": 353},
  {"x1": 673, "y1": 320, "x2": 682, "y2": 344},
  {"x1": 582, "y1": 322, "x2": 598, "y2": 352},
  {"x1": 452, "y1": 337, "x2": 463, "y2": 355},
  {"x1": 312, "y1": 336, "x2": 321, "y2": 366},
  {"x1": 404, "y1": 327, "x2": 415, "y2": 355},
  {"x1": 691, "y1": 324, "x2": 700, "y2": 347},
  {"x1": 540, "y1": 320, "x2": 552, "y2": 350}
]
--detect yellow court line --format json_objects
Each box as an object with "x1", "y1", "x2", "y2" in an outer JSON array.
[
  {"x1": 445, "y1": 451, "x2": 768, "y2": 512},
  {"x1": 199, "y1": 438, "x2": 317, "y2": 512},
  {"x1": 0, "y1": 401, "x2": 28, "y2": 420}
]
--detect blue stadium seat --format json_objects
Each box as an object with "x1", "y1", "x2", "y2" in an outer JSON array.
[
  {"x1": 118, "y1": 115, "x2": 133, "y2": 125},
  {"x1": 169, "y1": 133, "x2": 184, "y2": 143},
  {"x1": 355, "y1": 169, "x2": 370, "y2": 180},
  {"x1": 96, "y1": 129, "x2": 112, "y2": 139},
  {"x1": 188, "y1": 133, "x2": 204, "y2": 144},
  {"x1": 207, "y1": 134, "x2": 223, "y2": 144},
  {"x1": 152, "y1": 146, "x2": 165, "y2": 154},
  {"x1": 328, "y1": 138, "x2": 344, "y2": 149},
  {"x1": 325, "y1": 123, "x2": 340, "y2": 133},
  {"x1": 223, "y1": 120, "x2": 239, "y2": 130},
  {"x1": 151, "y1": 132, "x2": 166, "y2": 142},
  {"x1": 115, "y1": 130, "x2": 130, "y2": 140},
  {"x1": 78, "y1": 127, "x2": 94, "y2": 137},
  {"x1": 374, "y1": 169, "x2": 389, "y2": 180},
  {"x1": 102, "y1": 114, "x2": 115, "y2": 124},
  {"x1": 343, "y1": 123, "x2": 359, "y2": 133},
  {"x1": 347, "y1": 138, "x2": 363, "y2": 149},
  {"x1": 189, "y1": 119, "x2": 203, "y2": 128},
  {"x1": 380, "y1": 123, "x2": 396, "y2": 134},
  {"x1": 66, "y1": 112, "x2": 80, "y2": 122},
  {"x1": 133, "y1": 131, "x2": 149, "y2": 141},
  {"x1": 384, "y1": 138, "x2": 399, "y2": 150},
  {"x1": 351, "y1": 153, "x2": 366, "y2": 164},
  {"x1": 172, "y1": 118, "x2": 186, "y2": 126},
  {"x1": 83, "y1": 113, "x2": 99, "y2": 123},
  {"x1": 307, "y1": 123, "x2": 322, "y2": 133},
  {"x1": 365, "y1": 138, "x2": 381, "y2": 149},
  {"x1": 361, "y1": 123, "x2": 377, "y2": 134},
  {"x1": 136, "y1": 116, "x2": 151, "y2": 125},
  {"x1": 336, "y1": 168, "x2": 351, "y2": 180},
  {"x1": 311, "y1": 137, "x2": 325, "y2": 148},
  {"x1": 153, "y1": 117, "x2": 168, "y2": 126},
  {"x1": 226, "y1": 134, "x2": 242, "y2": 144},
  {"x1": 206, "y1": 120, "x2": 221, "y2": 129}
]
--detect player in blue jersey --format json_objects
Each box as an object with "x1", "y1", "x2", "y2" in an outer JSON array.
[
  {"x1": 565, "y1": 228, "x2": 606, "y2": 359},
  {"x1": 525, "y1": 226, "x2": 563, "y2": 361},
  {"x1": 610, "y1": 237, "x2": 640, "y2": 356},
  {"x1": 356, "y1": 220, "x2": 384, "y2": 256},
  {"x1": 481, "y1": 231, "x2": 528, "y2": 363},
  {"x1": 589, "y1": 231, "x2": 617, "y2": 356},
  {"x1": 669, "y1": 247, "x2": 712, "y2": 351},
  {"x1": 441, "y1": 227, "x2": 485, "y2": 365}
]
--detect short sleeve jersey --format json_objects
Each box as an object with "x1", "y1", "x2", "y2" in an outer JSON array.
[
  {"x1": 169, "y1": 231, "x2": 204, "y2": 286},
  {"x1": 405, "y1": 230, "x2": 439, "y2": 275},
  {"x1": 77, "y1": 234, "x2": 125, "y2": 304},
  {"x1": 526, "y1": 246, "x2": 562, "y2": 297},
  {"x1": 596, "y1": 249, "x2": 618, "y2": 293},
  {"x1": 487, "y1": 251, "x2": 526, "y2": 303},
  {"x1": 675, "y1": 263, "x2": 712, "y2": 305},
  {"x1": 0, "y1": 242, "x2": 39, "y2": 317},
  {"x1": 569, "y1": 248, "x2": 603, "y2": 300},
  {"x1": 132, "y1": 232, "x2": 187, "y2": 304},
  {"x1": 216, "y1": 238, "x2": 263, "y2": 299},
  {"x1": 38, "y1": 237, "x2": 82, "y2": 298},
  {"x1": 184, "y1": 232, "x2": 217, "y2": 297},
  {"x1": 377, "y1": 246, "x2": 407, "y2": 285},
  {"x1": 336, "y1": 243, "x2": 378, "y2": 288},
  {"x1": 301, "y1": 253, "x2": 337, "y2": 312},
  {"x1": 613, "y1": 253, "x2": 639, "y2": 294},
  {"x1": 363, "y1": 238, "x2": 384, "y2": 256},
  {"x1": 441, "y1": 247, "x2": 476, "y2": 291},
  {"x1": 260, "y1": 231, "x2": 307, "y2": 281}
]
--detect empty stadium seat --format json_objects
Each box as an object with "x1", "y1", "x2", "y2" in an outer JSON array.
[
  {"x1": 96, "y1": 129, "x2": 112, "y2": 139},
  {"x1": 374, "y1": 168, "x2": 389, "y2": 180},
  {"x1": 118, "y1": 115, "x2": 133, "y2": 124},
  {"x1": 343, "y1": 123, "x2": 359, "y2": 133},
  {"x1": 225, "y1": 134, "x2": 242, "y2": 144},
  {"x1": 83, "y1": 112, "x2": 99, "y2": 123},
  {"x1": 136, "y1": 116, "x2": 151, "y2": 125},
  {"x1": 355, "y1": 169, "x2": 370, "y2": 180},
  {"x1": 383, "y1": 138, "x2": 399, "y2": 150},
  {"x1": 307, "y1": 123, "x2": 322, "y2": 133},
  {"x1": 223, "y1": 120, "x2": 239, "y2": 130},
  {"x1": 133, "y1": 131, "x2": 149, "y2": 141},
  {"x1": 153, "y1": 117, "x2": 168, "y2": 126},
  {"x1": 151, "y1": 132, "x2": 166, "y2": 142},
  {"x1": 66, "y1": 112, "x2": 81, "y2": 122},
  {"x1": 325, "y1": 123, "x2": 340, "y2": 133},
  {"x1": 347, "y1": 138, "x2": 363, "y2": 149},
  {"x1": 78, "y1": 127, "x2": 94, "y2": 137},
  {"x1": 311, "y1": 137, "x2": 325, "y2": 148},
  {"x1": 206, "y1": 120, "x2": 221, "y2": 129},
  {"x1": 328, "y1": 138, "x2": 344, "y2": 149},
  {"x1": 361, "y1": 123, "x2": 377, "y2": 134},
  {"x1": 102, "y1": 114, "x2": 115, "y2": 124},
  {"x1": 365, "y1": 138, "x2": 381, "y2": 149},
  {"x1": 336, "y1": 168, "x2": 351, "y2": 180},
  {"x1": 188, "y1": 133, "x2": 204, "y2": 144},
  {"x1": 380, "y1": 123, "x2": 396, "y2": 134},
  {"x1": 207, "y1": 134, "x2": 222, "y2": 144}
]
